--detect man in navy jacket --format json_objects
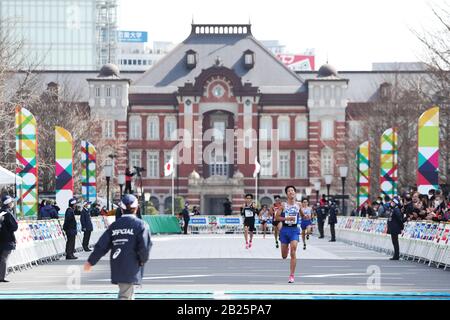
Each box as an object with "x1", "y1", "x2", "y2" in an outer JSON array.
[
  {"x1": 80, "y1": 201, "x2": 93, "y2": 252},
  {"x1": 0, "y1": 196, "x2": 18, "y2": 282},
  {"x1": 63, "y1": 198, "x2": 78, "y2": 260},
  {"x1": 84, "y1": 194, "x2": 152, "y2": 300},
  {"x1": 387, "y1": 197, "x2": 404, "y2": 260}
]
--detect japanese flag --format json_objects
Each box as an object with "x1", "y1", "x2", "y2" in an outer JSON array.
[
  {"x1": 164, "y1": 157, "x2": 174, "y2": 176},
  {"x1": 253, "y1": 156, "x2": 261, "y2": 178}
]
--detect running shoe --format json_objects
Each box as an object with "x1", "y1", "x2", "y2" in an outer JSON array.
[
  {"x1": 303, "y1": 243, "x2": 306, "y2": 250},
  {"x1": 288, "y1": 275, "x2": 295, "y2": 283},
  {"x1": 245, "y1": 242, "x2": 249, "y2": 249},
  {"x1": 306, "y1": 234, "x2": 310, "y2": 240},
  {"x1": 249, "y1": 241, "x2": 252, "y2": 248},
  {"x1": 275, "y1": 241, "x2": 279, "y2": 248}
]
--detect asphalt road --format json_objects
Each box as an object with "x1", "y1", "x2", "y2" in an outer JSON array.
[{"x1": 1, "y1": 234, "x2": 449, "y2": 299}]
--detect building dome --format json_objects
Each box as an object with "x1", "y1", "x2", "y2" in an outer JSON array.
[
  {"x1": 317, "y1": 64, "x2": 338, "y2": 77},
  {"x1": 98, "y1": 63, "x2": 120, "y2": 78},
  {"x1": 188, "y1": 170, "x2": 200, "y2": 180}
]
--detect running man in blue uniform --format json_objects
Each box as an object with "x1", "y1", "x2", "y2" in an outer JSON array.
[
  {"x1": 300, "y1": 199, "x2": 313, "y2": 250},
  {"x1": 275, "y1": 185, "x2": 305, "y2": 283}
]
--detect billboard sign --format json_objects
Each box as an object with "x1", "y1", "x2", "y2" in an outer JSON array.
[
  {"x1": 276, "y1": 54, "x2": 315, "y2": 71},
  {"x1": 118, "y1": 31, "x2": 148, "y2": 43}
]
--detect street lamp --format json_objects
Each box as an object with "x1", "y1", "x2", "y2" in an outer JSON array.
[
  {"x1": 305, "y1": 187, "x2": 312, "y2": 202},
  {"x1": 324, "y1": 174, "x2": 333, "y2": 201},
  {"x1": 313, "y1": 180, "x2": 321, "y2": 204},
  {"x1": 144, "y1": 192, "x2": 151, "y2": 215},
  {"x1": 104, "y1": 164, "x2": 113, "y2": 211},
  {"x1": 339, "y1": 166, "x2": 348, "y2": 215},
  {"x1": 118, "y1": 174, "x2": 125, "y2": 198}
]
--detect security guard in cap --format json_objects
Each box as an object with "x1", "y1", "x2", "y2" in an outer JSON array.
[
  {"x1": 387, "y1": 196, "x2": 404, "y2": 260},
  {"x1": 84, "y1": 194, "x2": 152, "y2": 300},
  {"x1": 63, "y1": 198, "x2": 78, "y2": 260},
  {"x1": 0, "y1": 195, "x2": 18, "y2": 282}
]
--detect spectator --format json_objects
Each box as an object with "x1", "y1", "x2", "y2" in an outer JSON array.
[
  {"x1": 360, "y1": 201, "x2": 376, "y2": 218},
  {"x1": 124, "y1": 168, "x2": 135, "y2": 194},
  {"x1": 90, "y1": 203, "x2": 101, "y2": 217},
  {"x1": 402, "y1": 194, "x2": 414, "y2": 221},
  {"x1": 223, "y1": 198, "x2": 232, "y2": 216},
  {"x1": 192, "y1": 206, "x2": 200, "y2": 215},
  {"x1": 0, "y1": 195, "x2": 18, "y2": 283},
  {"x1": 39, "y1": 200, "x2": 58, "y2": 219},
  {"x1": 319, "y1": 194, "x2": 327, "y2": 207},
  {"x1": 327, "y1": 200, "x2": 338, "y2": 242}
]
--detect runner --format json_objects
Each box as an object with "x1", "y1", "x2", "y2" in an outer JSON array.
[
  {"x1": 300, "y1": 199, "x2": 313, "y2": 250},
  {"x1": 258, "y1": 204, "x2": 270, "y2": 239},
  {"x1": 275, "y1": 185, "x2": 305, "y2": 283},
  {"x1": 240, "y1": 194, "x2": 258, "y2": 249},
  {"x1": 270, "y1": 195, "x2": 282, "y2": 248}
]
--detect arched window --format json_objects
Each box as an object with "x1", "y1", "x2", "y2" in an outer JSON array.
[
  {"x1": 164, "y1": 197, "x2": 173, "y2": 215},
  {"x1": 147, "y1": 116, "x2": 159, "y2": 140},
  {"x1": 295, "y1": 116, "x2": 307, "y2": 140},
  {"x1": 321, "y1": 147, "x2": 334, "y2": 175},
  {"x1": 164, "y1": 116, "x2": 177, "y2": 140},
  {"x1": 149, "y1": 196, "x2": 160, "y2": 213},
  {"x1": 278, "y1": 116, "x2": 290, "y2": 140},
  {"x1": 260, "y1": 116, "x2": 272, "y2": 141},
  {"x1": 129, "y1": 116, "x2": 142, "y2": 140}
]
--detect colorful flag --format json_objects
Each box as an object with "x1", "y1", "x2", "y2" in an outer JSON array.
[
  {"x1": 380, "y1": 128, "x2": 398, "y2": 198},
  {"x1": 357, "y1": 141, "x2": 370, "y2": 208},
  {"x1": 55, "y1": 126, "x2": 74, "y2": 213},
  {"x1": 81, "y1": 141, "x2": 96, "y2": 203},
  {"x1": 15, "y1": 106, "x2": 38, "y2": 217},
  {"x1": 417, "y1": 106, "x2": 439, "y2": 194}
]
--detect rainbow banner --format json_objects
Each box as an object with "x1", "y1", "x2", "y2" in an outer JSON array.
[
  {"x1": 55, "y1": 126, "x2": 74, "y2": 213},
  {"x1": 81, "y1": 141, "x2": 96, "y2": 203},
  {"x1": 15, "y1": 106, "x2": 38, "y2": 217},
  {"x1": 417, "y1": 106, "x2": 439, "y2": 195},
  {"x1": 380, "y1": 128, "x2": 398, "y2": 198},
  {"x1": 357, "y1": 141, "x2": 370, "y2": 208}
]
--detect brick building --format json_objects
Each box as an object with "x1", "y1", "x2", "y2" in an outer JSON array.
[{"x1": 87, "y1": 24, "x2": 373, "y2": 214}]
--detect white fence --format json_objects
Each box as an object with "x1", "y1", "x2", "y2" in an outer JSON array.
[
  {"x1": 7, "y1": 216, "x2": 110, "y2": 272},
  {"x1": 187, "y1": 215, "x2": 274, "y2": 234},
  {"x1": 327, "y1": 217, "x2": 450, "y2": 270}
]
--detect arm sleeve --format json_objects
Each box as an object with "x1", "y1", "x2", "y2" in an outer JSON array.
[
  {"x1": 87, "y1": 228, "x2": 112, "y2": 266},
  {"x1": 136, "y1": 224, "x2": 152, "y2": 264}
]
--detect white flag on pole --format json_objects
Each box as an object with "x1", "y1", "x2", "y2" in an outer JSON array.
[
  {"x1": 164, "y1": 157, "x2": 174, "y2": 176},
  {"x1": 253, "y1": 156, "x2": 261, "y2": 178}
]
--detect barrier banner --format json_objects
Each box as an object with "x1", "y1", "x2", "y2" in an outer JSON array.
[
  {"x1": 380, "y1": 128, "x2": 398, "y2": 198},
  {"x1": 81, "y1": 140, "x2": 96, "y2": 203},
  {"x1": 55, "y1": 126, "x2": 74, "y2": 213},
  {"x1": 15, "y1": 106, "x2": 39, "y2": 217},
  {"x1": 357, "y1": 141, "x2": 370, "y2": 208},
  {"x1": 417, "y1": 106, "x2": 439, "y2": 195}
]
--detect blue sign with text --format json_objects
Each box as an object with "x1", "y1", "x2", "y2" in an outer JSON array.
[{"x1": 118, "y1": 31, "x2": 148, "y2": 43}]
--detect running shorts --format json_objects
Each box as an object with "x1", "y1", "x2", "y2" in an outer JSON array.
[
  {"x1": 301, "y1": 220, "x2": 312, "y2": 230},
  {"x1": 244, "y1": 218, "x2": 256, "y2": 232},
  {"x1": 279, "y1": 226, "x2": 300, "y2": 244}
]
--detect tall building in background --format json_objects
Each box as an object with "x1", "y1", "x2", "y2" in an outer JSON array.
[
  {"x1": 0, "y1": 0, "x2": 118, "y2": 70},
  {"x1": 117, "y1": 30, "x2": 174, "y2": 71}
]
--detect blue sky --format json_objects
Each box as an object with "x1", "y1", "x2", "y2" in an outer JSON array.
[{"x1": 118, "y1": 0, "x2": 443, "y2": 71}]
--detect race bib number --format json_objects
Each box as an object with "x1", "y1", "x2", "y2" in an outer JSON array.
[
  {"x1": 245, "y1": 209, "x2": 254, "y2": 218},
  {"x1": 285, "y1": 210, "x2": 298, "y2": 225}
]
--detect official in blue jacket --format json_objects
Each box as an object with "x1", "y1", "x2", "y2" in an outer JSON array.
[
  {"x1": 39, "y1": 200, "x2": 58, "y2": 220},
  {"x1": 80, "y1": 201, "x2": 93, "y2": 252},
  {"x1": 84, "y1": 194, "x2": 152, "y2": 300},
  {"x1": 0, "y1": 196, "x2": 18, "y2": 282},
  {"x1": 387, "y1": 197, "x2": 404, "y2": 260},
  {"x1": 63, "y1": 198, "x2": 78, "y2": 260}
]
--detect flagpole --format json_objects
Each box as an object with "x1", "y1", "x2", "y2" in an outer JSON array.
[
  {"x1": 255, "y1": 175, "x2": 258, "y2": 208},
  {"x1": 171, "y1": 171, "x2": 174, "y2": 216}
]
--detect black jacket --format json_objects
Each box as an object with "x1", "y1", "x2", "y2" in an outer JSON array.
[
  {"x1": 182, "y1": 208, "x2": 190, "y2": 221},
  {"x1": 63, "y1": 207, "x2": 78, "y2": 237},
  {"x1": 316, "y1": 206, "x2": 327, "y2": 222},
  {"x1": 0, "y1": 207, "x2": 18, "y2": 250},
  {"x1": 387, "y1": 206, "x2": 404, "y2": 235},
  {"x1": 39, "y1": 205, "x2": 58, "y2": 219},
  {"x1": 328, "y1": 205, "x2": 338, "y2": 224},
  {"x1": 80, "y1": 208, "x2": 93, "y2": 232},
  {"x1": 87, "y1": 214, "x2": 152, "y2": 284}
]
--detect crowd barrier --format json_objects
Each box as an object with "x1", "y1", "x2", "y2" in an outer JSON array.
[
  {"x1": 7, "y1": 216, "x2": 110, "y2": 272},
  {"x1": 326, "y1": 217, "x2": 450, "y2": 270},
  {"x1": 187, "y1": 215, "x2": 274, "y2": 234}
]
